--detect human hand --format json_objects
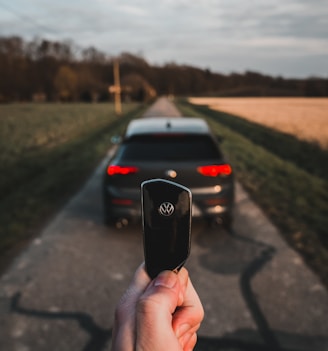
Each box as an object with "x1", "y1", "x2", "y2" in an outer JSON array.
[{"x1": 111, "y1": 264, "x2": 204, "y2": 351}]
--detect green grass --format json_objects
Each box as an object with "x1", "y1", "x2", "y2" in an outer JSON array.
[
  {"x1": 0, "y1": 102, "x2": 149, "y2": 272},
  {"x1": 0, "y1": 103, "x2": 136, "y2": 197},
  {"x1": 176, "y1": 99, "x2": 328, "y2": 288}
]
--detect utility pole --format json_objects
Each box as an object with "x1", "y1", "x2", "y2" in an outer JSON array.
[{"x1": 109, "y1": 59, "x2": 122, "y2": 115}]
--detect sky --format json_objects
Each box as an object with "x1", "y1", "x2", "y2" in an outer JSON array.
[{"x1": 0, "y1": 0, "x2": 327, "y2": 78}]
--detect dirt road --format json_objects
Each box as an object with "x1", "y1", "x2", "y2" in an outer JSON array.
[{"x1": 0, "y1": 97, "x2": 327, "y2": 351}]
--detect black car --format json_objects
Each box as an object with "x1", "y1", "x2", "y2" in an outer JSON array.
[{"x1": 103, "y1": 117, "x2": 234, "y2": 229}]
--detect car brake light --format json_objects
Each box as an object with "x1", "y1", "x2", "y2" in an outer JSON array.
[
  {"x1": 204, "y1": 198, "x2": 228, "y2": 205},
  {"x1": 111, "y1": 198, "x2": 133, "y2": 205},
  {"x1": 197, "y1": 164, "x2": 232, "y2": 177},
  {"x1": 107, "y1": 165, "x2": 139, "y2": 176}
]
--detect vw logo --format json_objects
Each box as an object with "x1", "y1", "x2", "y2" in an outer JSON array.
[
  {"x1": 158, "y1": 202, "x2": 175, "y2": 216},
  {"x1": 165, "y1": 169, "x2": 177, "y2": 178}
]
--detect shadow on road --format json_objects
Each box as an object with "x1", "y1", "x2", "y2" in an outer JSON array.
[
  {"x1": 194, "y1": 224, "x2": 325, "y2": 351},
  {"x1": 10, "y1": 224, "x2": 326, "y2": 351},
  {"x1": 11, "y1": 293, "x2": 112, "y2": 351}
]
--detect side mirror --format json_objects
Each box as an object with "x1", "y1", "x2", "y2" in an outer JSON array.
[{"x1": 111, "y1": 135, "x2": 122, "y2": 144}]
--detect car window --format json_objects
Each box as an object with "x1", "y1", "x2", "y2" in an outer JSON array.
[{"x1": 118, "y1": 135, "x2": 222, "y2": 161}]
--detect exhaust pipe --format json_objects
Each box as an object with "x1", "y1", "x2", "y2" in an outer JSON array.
[
  {"x1": 115, "y1": 218, "x2": 129, "y2": 229},
  {"x1": 208, "y1": 217, "x2": 223, "y2": 228}
]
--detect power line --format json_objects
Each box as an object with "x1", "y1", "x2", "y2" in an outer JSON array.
[
  {"x1": 0, "y1": 2, "x2": 112, "y2": 59},
  {"x1": 0, "y1": 2, "x2": 58, "y2": 36}
]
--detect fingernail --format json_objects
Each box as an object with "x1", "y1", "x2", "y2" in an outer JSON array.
[
  {"x1": 154, "y1": 271, "x2": 177, "y2": 289},
  {"x1": 177, "y1": 323, "x2": 191, "y2": 338}
]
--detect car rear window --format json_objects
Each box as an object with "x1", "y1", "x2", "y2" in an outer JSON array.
[{"x1": 118, "y1": 134, "x2": 222, "y2": 161}]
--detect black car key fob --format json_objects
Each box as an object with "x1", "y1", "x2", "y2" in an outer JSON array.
[{"x1": 141, "y1": 179, "x2": 192, "y2": 279}]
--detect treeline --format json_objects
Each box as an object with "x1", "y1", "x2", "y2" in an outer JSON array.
[{"x1": 1, "y1": 36, "x2": 327, "y2": 103}]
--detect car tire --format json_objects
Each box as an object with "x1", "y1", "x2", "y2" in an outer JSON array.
[
  {"x1": 222, "y1": 213, "x2": 233, "y2": 232},
  {"x1": 103, "y1": 195, "x2": 115, "y2": 226},
  {"x1": 103, "y1": 209, "x2": 115, "y2": 226}
]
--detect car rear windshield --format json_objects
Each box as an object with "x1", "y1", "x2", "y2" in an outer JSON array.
[{"x1": 118, "y1": 134, "x2": 222, "y2": 161}]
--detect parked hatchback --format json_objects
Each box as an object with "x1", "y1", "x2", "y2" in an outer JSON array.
[{"x1": 103, "y1": 117, "x2": 234, "y2": 229}]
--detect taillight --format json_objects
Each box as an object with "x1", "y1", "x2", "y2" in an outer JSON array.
[
  {"x1": 197, "y1": 164, "x2": 232, "y2": 177},
  {"x1": 111, "y1": 198, "x2": 133, "y2": 205},
  {"x1": 107, "y1": 165, "x2": 139, "y2": 176},
  {"x1": 204, "y1": 198, "x2": 228, "y2": 205}
]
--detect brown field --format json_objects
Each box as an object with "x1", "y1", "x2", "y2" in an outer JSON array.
[{"x1": 188, "y1": 97, "x2": 328, "y2": 149}]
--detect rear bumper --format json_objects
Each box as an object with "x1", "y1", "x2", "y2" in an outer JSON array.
[{"x1": 103, "y1": 184, "x2": 234, "y2": 222}]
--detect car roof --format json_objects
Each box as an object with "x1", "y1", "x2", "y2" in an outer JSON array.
[{"x1": 125, "y1": 117, "x2": 211, "y2": 138}]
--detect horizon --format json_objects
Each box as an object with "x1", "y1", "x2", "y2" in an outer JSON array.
[{"x1": 0, "y1": 0, "x2": 327, "y2": 79}]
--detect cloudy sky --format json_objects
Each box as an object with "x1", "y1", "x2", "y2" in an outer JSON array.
[{"x1": 0, "y1": 0, "x2": 327, "y2": 78}]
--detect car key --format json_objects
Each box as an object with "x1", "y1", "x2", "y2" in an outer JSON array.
[{"x1": 141, "y1": 178, "x2": 192, "y2": 279}]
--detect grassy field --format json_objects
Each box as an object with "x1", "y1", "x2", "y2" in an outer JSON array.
[
  {"x1": 1, "y1": 99, "x2": 327, "y2": 288},
  {"x1": 0, "y1": 102, "x2": 148, "y2": 273},
  {"x1": 189, "y1": 97, "x2": 328, "y2": 150},
  {"x1": 177, "y1": 99, "x2": 328, "y2": 289}
]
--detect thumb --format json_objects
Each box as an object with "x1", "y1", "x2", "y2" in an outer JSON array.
[{"x1": 136, "y1": 271, "x2": 182, "y2": 350}]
